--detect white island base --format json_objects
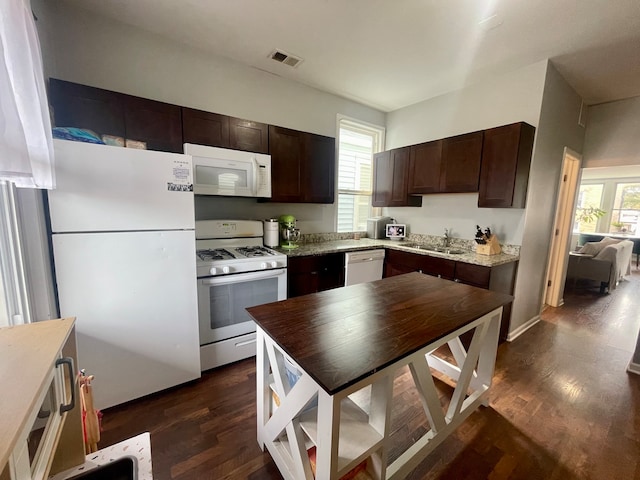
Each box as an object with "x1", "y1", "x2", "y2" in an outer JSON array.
[{"x1": 256, "y1": 306, "x2": 503, "y2": 480}]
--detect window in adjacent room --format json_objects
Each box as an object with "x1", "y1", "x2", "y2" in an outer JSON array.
[
  {"x1": 336, "y1": 117, "x2": 385, "y2": 232},
  {"x1": 609, "y1": 182, "x2": 640, "y2": 234},
  {"x1": 574, "y1": 183, "x2": 604, "y2": 233}
]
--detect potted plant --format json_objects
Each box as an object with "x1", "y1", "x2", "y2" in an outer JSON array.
[
  {"x1": 611, "y1": 221, "x2": 627, "y2": 232},
  {"x1": 575, "y1": 206, "x2": 605, "y2": 224}
]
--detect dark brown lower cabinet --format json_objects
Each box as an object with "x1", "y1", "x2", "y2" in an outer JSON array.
[
  {"x1": 383, "y1": 249, "x2": 455, "y2": 280},
  {"x1": 453, "y1": 261, "x2": 517, "y2": 341},
  {"x1": 384, "y1": 249, "x2": 517, "y2": 340},
  {"x1": 287, "y1": 253, "x2": 345, "y2": 298}
]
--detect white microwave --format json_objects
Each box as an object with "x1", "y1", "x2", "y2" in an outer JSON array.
[{"x1": 184, "y1": 143, "x2": 271, "y2": 198}]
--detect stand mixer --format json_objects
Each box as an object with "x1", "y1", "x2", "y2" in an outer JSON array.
[{"x1": 279, "y1": 214, "x2": 300, "y2": 249}]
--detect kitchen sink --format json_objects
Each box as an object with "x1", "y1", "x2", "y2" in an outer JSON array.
[
  {"x1": 426, "y1": 246, "x2": 467, "y2": 254},
  {"x1": 401, "y1": 244, "x2": 466, "y2": 255}
]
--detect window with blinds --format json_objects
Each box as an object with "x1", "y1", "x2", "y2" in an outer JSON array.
[{"x1": 336, "y1": 118, "x2": 385, "y2": 232}]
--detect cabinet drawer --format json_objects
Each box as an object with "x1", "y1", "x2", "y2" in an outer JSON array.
[{"x1": 454, "y1": 262, "x2": 491, "y2": 288}]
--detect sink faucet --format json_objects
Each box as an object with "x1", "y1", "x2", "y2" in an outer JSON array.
[{"x1": 443, "y1": 228, "x2": 451, "y2": 247}]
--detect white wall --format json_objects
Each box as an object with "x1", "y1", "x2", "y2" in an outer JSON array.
[
  {"x1": 510, "y1": 63, "x2": 585, "y2": 335},
  {"x1": 384, "y1": 60, "x2": 548, "y2": 245},
  {"x1": 37, "y1": 1, "x2": 386, "y2": 233},
  {"x1": 582, "y1": 96, "x2": 640, "y2": 168}
]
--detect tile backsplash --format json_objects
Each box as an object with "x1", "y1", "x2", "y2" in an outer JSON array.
[{"x1": 300, "y1": 232, "x2": 520, "y2": 255}]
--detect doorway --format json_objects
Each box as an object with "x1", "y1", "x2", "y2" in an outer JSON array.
[{"x1": 545, "y1": 148, "x2": 582, "y2": 307}]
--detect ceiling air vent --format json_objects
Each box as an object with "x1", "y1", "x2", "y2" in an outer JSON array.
[{"x1": 269, "y1": 49, "x2": 303, "y2": 68}]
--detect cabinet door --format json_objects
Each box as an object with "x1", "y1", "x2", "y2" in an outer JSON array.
[
  {"x1": 269, "y1": 126, "x2": 304, "y2": 202},
  {"x1": 123, "y1": 96, "x2": 183, "y2": 153},
  {"x1": 287, "y1": 253, "x2": 344, "y2": 297},
  {"x1": 478, "y1": 122, "x2": 535, "y2": 208},
  {"x1": 182, "y1": 108, "x2": 230, "y2": 148},
  {"x1": 49, "y1": 78, "x2": 125, "y2": 138},
  {"x1": 454, "y1": 262, "x2": 491, "y2": 288},
  {"x1": 373, "y1": 149, "x2": 422, "y2": 207},
  {"x1": 302, "y1": 133, "x2": 335, "y2": 203},
  {"x1": 383, "y1": 261, "x2": 415, "y2": 278},
  {"x1": 372, "y1": 151, "x2": 392, "y2": 207},
  {"x1": 389, "y1": 147, "x2": 412, "y2": 206},
  {"x1": 229, "y1": 117, "x2": 269, "y2": 153},
  {"x1": 440, "y1": 131, "x2": 483, "y2": 193},
  {"x1": 418, "y1": 255, "x2": 455, "y2": 280},
  {"x1": 383, "y1": 250, "x2": 422, "y2": 276},
  {"x1": 409, "y1": 140, "x2": 443, "y2": 194}
]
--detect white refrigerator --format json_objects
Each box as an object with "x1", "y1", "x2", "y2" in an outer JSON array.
[{"x1": 49, "y1": 139, "x2": 201, "y2": 410}]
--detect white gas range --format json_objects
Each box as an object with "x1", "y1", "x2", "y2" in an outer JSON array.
[{"x1": 196, "y1": 220, "x2": 287, "y2": 371}]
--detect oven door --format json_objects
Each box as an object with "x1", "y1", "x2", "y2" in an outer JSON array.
[{"x1": 198, "y1": 268, "x2": 286, "y2": 345}]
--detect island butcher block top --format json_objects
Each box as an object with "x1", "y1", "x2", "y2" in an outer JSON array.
[{"x1": 247, "y1": 272, "x2": 513, "y2": 395}]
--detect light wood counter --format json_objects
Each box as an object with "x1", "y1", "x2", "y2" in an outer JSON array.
[{"x1": 0, "y1": 318, "x2": 84, "y2": 477}]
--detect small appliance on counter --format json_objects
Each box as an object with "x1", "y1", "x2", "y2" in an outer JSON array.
[
  {"x1": 263, "y1": 218, "x2": 280, "y2": 247},
  {"x1": 385, "y1": 223, "x2": 406, "y2": 241},
  {"x1": 367, "y1": 216, "x2": 392, "y2": 239},
  {"x1": 279, "y1": 214, "x2": 300, "y2": 249}
]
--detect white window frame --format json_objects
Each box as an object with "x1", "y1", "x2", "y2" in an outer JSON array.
[
  {"x1": 0, "y1": 181, "x2": 32, "y2": 326},
  {"x1": 335, "y1": 115, "x2": 385, "y2": 232}
]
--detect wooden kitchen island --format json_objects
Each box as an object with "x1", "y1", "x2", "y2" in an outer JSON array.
[{"x1": 247, "y1": 272, "x2": 513, "y2": 480}]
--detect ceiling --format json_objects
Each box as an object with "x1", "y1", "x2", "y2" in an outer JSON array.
[{"x1": 61, "y1": 0, "x2": 640, "y2": 112}]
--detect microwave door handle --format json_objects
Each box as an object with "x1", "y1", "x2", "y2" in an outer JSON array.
[
  {"x1": 201, "y1": 268, "x2": 285, "y2": 285},
  {"x1": 252, "y1": 157, "x2": 259, "y2": 196}
]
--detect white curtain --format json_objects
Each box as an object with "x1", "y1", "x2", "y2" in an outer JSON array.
[{"x1": 0, "y1": 0, "x2": 55, "y2": 189}]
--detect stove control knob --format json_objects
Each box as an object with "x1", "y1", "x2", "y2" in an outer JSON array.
[
  {"x1": 270, "y1": 261, "x2": 278, "y2": 268},
  {"x1": 260, "y1": 262, "x2": 267, "y2": 269},
  {"x1": 210, "y1": 267, "x2": 217, "y2": 275},
  {"x1": 222, "y1": 266, "x2": 230, "y2": 274}
]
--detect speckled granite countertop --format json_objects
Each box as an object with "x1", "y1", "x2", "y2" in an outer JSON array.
[{"x1": 274, "y1": 238, "x2": 519, "y2": 267}]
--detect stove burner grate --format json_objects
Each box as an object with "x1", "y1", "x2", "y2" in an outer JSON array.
[
  {"x1": 197, "y1": 249, "x2": 236, "y2": 261},
  {"x1": 235, "y1": 246, "x2": 276, "y2": 258}
]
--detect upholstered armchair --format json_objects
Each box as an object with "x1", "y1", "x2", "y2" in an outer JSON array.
[{"x1": 566, "y1": 239, "x2": 634, "y2": 293}]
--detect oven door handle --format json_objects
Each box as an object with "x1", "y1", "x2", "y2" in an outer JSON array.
[{"x1": 200, "y1": 268, "x2": 286, "y2": 285}]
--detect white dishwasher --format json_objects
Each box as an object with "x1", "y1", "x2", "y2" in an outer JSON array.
[{"x1": 344, "y1": 249, "x2": 386, "y2": 286}]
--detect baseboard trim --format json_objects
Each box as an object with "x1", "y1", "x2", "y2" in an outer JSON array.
[
  {"x1": 506, "y1": 315, "x2": 541, "y2": 342},
  {"x1": 627, "y1": 361, "x2": 640, "y2": 375}
]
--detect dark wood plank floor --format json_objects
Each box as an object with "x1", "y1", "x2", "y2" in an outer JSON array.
[{"x1": 98, "y1": 272, "x2": 640, "y2": 479}]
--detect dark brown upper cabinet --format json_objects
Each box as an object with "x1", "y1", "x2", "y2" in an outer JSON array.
[
  {"x1": 123, "y1": 95, "x2": 182, "y2": 153},
  {"x1": 440, "y1": 131, "x2": 483, "y2": 193},
  {"x1": 373, "y1": 148, "x2": 422, "y2": 207},
  {"x1": 49, "y1": 78, "x2": 125, "y2": 139},
  {"x1": 408, "y1": 140, "x2": 443, "y2": 194},
  {"x1": 268, "y1": 126, "x2": 335, "y2": 204},
  {"x1": 49, "y1": 78, "x2": 182, "y2": 153},
  {"x1": 269, "y1": 126, "x2": 304, "y2": 203},
  {"x1": 478, "y1": 122, "x2": 535, "y2": 208},
  {"x1": 408, "y1": 132, "x2": 482, "y2": 194},
  {"x1": 182, "y1": 108, "x2": 269, "y2": 154},
  {"x1": 303, "y1": 133, "x2": 335, "y2": 203},
  {"x1": 182, "y1": 108, "x2": 230, "y2": 148},
  {"x1": 229, "y1": 117, "x2": 269, "y2": 153}
]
